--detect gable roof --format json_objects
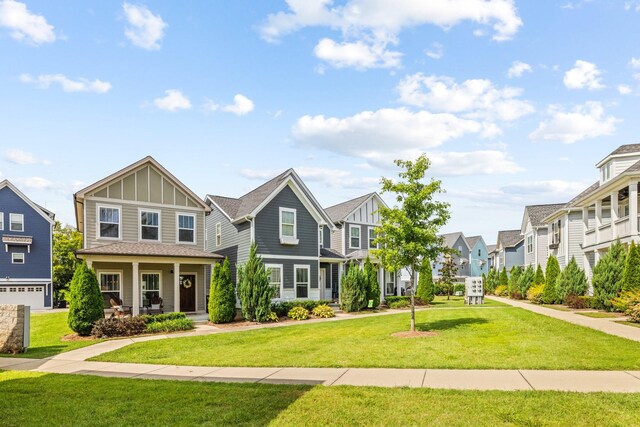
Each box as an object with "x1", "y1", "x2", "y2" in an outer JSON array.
[
  {"x1": 596, "y1": 144, "x2": 640, "y2": 166},
  {"x1": 497, "y1": 229, "x2": 523, "y2": 249},
  {"x1": 465, "y1": 235, "x2": 484, "y2": 249},
  {"x1": 207, "y1": 169, "x2": 335, "y2": 227},
  {"x1": 439, "y1": 232, "x2": 470, "y2": 251},
  {"x1": 0, "y1": 180, "x2": 55, "y2": 224},
  {"x1": 522, "y1": 203, "x2": 566, "y2": 232},
  {"x1": 487, "y1": 244, "x2": 497, "y2": 254},
  {"x1": 325, "y1": 193, "x2": 374, "y2": 223}
]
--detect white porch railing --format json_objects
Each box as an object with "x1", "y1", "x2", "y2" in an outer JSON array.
[
  {"x1": 599, "y1": 224, "x2": 612, "y2": 242},
  {"x1": 585, "y1": 229, "x2": 596, "y2": 246},
  {"x1": 615, "y1": 217, "x2": 630, "y2": 238}
]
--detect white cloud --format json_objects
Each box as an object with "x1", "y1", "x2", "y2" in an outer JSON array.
[
  {"x1": 152, "y1": 89, "x2": 191, "y2": 112},
  {"x1": 19, "y1": 73, "x2": 111, "y2": 93},
  {"x1": 397, "y1": 73, "x2": 534, "y2": 121},
  {"x1": 618, "y1": 85, "x2": 632, "y2": 95},
  {"x1": 529, "y1": 101, "x2": 620, "y2": 143},
  {"x1": 12, "y1": 176, "x2": 54, "y2": 190},
  {"x1": 222, "y1": 94, "x2": 255, "y2": 116},
  {"x1": 427, "y1": 150, "x2": 522, "y2": 176},
  {"x1": 563, "y1": 60, "x2": 605, "y2": 90},
  {"x1": 449, "y1": 179, "x2": 588, "y2": 206},
  {"x1": 625, "y1": 1, "x2": 640, "y2": 12},
  {"x1": 0, "y1": 0, "x2": 55, "y2": 45},
  {"x1": 4, "y1": 149, "x2": 50, "y2": 165},
  {"x1": 507, "y1": 61, "x2": 532, "y2": 78},
  {"x1": 240, "y1": 167, "x2": 379, "y2": 189},
  {"x1": 425, "y1": 42, "x2": 444, "y2": 60},
  {"x1": 123, "y1": 3, "x2": 166, "y2": 50},
  {"x1": 314, "y1": 37, "x2": 401, "y2": 70},
  {"x1": 629, "y1": 57, "x2": 640, "y2": 70}
]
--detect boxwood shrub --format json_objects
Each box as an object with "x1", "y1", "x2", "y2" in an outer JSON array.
[
  {"x1": 384, "y1": 296, "x2": 411, "y2": 306},
  {"x1": 271, "y1": 300, "x2": 331, "y2": 317},
  {"x1": 145, "y1": 317, "x2": 194, "y2": 333}
]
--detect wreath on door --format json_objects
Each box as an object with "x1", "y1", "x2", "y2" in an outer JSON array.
[{"x1": 182, "y1": 278, "x2": 192, "y2": 289}]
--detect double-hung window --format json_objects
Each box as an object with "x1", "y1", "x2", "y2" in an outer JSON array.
[
  {"x1": 141, "y1": 272, "x2": 161, "y2": 307},
  {"x1": 10, "y1": 213, "x2": 24, "y2": 232},
  {"x1": 0, "y1": 212, "x2": 4, "y2": 230},
  {"x1": 552, "y1": 220, "x2": 561, "y2": 245},
  {"x1": 319, "y1": 228, "x2": 324, "y2": 247},
  {"x1": 215, "y1": 223, "x2": 222, "y2": 246},
  {"x1": 99, "y1": 272, "x2": 121, "y2": 308},
  {"x1": 279, "y1": 208, "x2": 298, "y2": 244},
  {"x1": 385, "y1": 270, "x2": 395, "y2": 295},
  {"x1": 295, "y1": 265, "x2": 309, "y2": 298},
  {"x1": 368, "y1": 228, "x2": 376, "y2": 248},
  {"x1": 619, "y1": 203, "x2": 630, "y2": 218},
  {"x1": 349, "y1": 225, "x2": 361, "y2": 249},
  {"x1": 527, "y1": 235, "x2": 533, "y2": 254},
  {"x1": 98, "y1": 206, "x2": 120, "y2": 239},
  {"x1": 266, "y1": 264, "x2": 282, "y2": 299},
  {"x1": 140, "y1": 210, "x2": 160, "y2": 241},
  {"x1": 177, "y1": 214, "x2": 195, "y2": 243}
]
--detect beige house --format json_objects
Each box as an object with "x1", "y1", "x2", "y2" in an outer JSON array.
[{"x1": 74, "y1": 156, "x2": 222, "y2": 315}]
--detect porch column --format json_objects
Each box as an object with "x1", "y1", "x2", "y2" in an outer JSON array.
[
  {"x1": 174, "y1": 263, "x2": 181, "y2": 312},
  {"x1": 630, "y1": 182, "x2": 638, "y2": 236},
  {"x1": 132, "y1": 262, "x2": 139, "y2": 316},
  {"x1": 582, "y1": 207, "x2": 589, "y2": 247},
  {"x1": 595, "y1": 199, "x2": 602, "y2": 243},
  {"x1": 337, "y1": 262, "x2": 343, "y2": 302},
  {"x1": 86, "y1": 259, "x2": 93, "y2": 270},
  {"x1": 611, "y1": 191, "x2": 619, "y2": 238}
]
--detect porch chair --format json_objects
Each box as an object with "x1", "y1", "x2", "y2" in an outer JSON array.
[{"x1": 147, "y1": 296, "x2": 164, "y2": 315}]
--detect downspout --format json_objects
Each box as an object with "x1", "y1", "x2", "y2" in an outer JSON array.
[{"x1": 245, "y1": 216, "x2": 255, "y2": 244}]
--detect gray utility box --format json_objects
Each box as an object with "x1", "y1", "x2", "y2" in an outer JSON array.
[{"x1": 464, "y1": 277, "x2": 484, "y2": 305}]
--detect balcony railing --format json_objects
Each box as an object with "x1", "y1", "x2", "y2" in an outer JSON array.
[
  {"x1": 615, "y1": 217, "x2": 630, "y2": 238},
  {"x1": 585, "y1": 228, "x2": 596, "y2": 246},
  {"x1": 599, "y1": 223, "x2": 612, "y2": 242}
]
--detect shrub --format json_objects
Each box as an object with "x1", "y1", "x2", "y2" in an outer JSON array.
[
  {"x1": 434, "y1": 280, "x2": 448, "y2": 296},
  {"x1": 288, "y1": 306, "x2": 309, "y2": 320},
  {"x1": 526, "y1": 284, "x2": 545, "y2": 304},
  {"x1": 312, "y1": 304, "x2": 335, "y2": 318},
  {"x1": 499, "y1": 267, "x2": 509, "y2": 289},
  {"x1": 485, "y1": 269, "x2": 496, "y2": 294},
  {"x1": 91, "y1": 317, "x2": 146, "y2": 338},
  {"x1": 145, "y1": 317, "x2": 194, "y2": 333},
  {"x1": 622, "y1": 241, "x2": 640, "y2": 292},
  {"x1": 517, "y1": 265, "x2": 535, "y2": 297},
  {"x1": 611, "y1": 290, "x2": 640, "y2": 312},
  {"x1": 565, "y1": 294, "x2": 588, "y2": 309},
  {"x1": 533, "y1": 264, "x2": 545, "y2": 288},
  {"x1": 139, "y1": 312, "x2": 187, "y2": 324},
  {"x1": 416, "y1": 258, "x2": 435, "y2": 303},
  {"x1": 364, "y1": 257, "x2": 381, "y2": 309},
  {"x1": 494, "y1": 285, "x2": 508, "y2": 296},
  {"x1": 389, "y1": 299, "x2": 410, "y2": 309},
  {"x1": 592, "y1": 239, "x2": 626, "y2": 310},
  {"x1": 556, "y1": 257, "x2": 587, "y2": 303},
  {"x1": 208, "y1": 258, "x2": 237, "y2": 323},
  {"x1": 542, "y1": 256, "x2": 561, "y2": 304},
  {"x1": 385, "y1": 296, "x2": 411, "y2": 305},
  {"x1": 270, "y1": 300, "x2": 331, "y2": 317},
  {"x1": 508, "y1": 266, "x2": 523, "y2": 299},
  {"x1": 453, "y1": 283, "x2": 465, "y2": 294},
  {"x1": 340, "y1": 263, "x2": 367, "y2": 312},
  {"x1": 627, "y1": 304, "x2": 640, "y2": 323},
  {"x1": 267, "y1": 312, "x2": 279, "y2": 322},
  {"x1": 67, "y1": 261, "x2": 105, "y2": 336},
  {"x1": 237, "y1": 243, "x2": 274, "y2": 322}
]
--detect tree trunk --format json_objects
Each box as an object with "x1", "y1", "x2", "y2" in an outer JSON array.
[{"x1": 409, "y1": 268, "x2": 416, "y2": 332}]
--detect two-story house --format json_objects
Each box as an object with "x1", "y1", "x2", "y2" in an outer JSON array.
[
  {"x1": 520, "y1": 203, "x2": 566, "y2": 270},
  {"x1": 433, "y1": 232, "x2": 471, "y2": 280},
  {"x1": 74, "y1": 157, "x2": 222, "y2": 315},
  {"x1": 466, "y1": 235, "x2": 489, "y2": 277},
  {"x1": 0, "y1": 180, "x2": 55, "y2": 309},
  {"x1": 494, "y1": 229, "x2": 524, "y2": 272},
  {"x1": 206, "y1": 169, "x2": 340, "y2": 302}
]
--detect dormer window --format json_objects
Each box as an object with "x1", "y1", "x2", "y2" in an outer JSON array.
[
  {"x1": 279, "y1": 208, "x2": 298, "y2": 245},
  {"x1": 601, "y1": 162, "x2": 612, "y2": 182}
]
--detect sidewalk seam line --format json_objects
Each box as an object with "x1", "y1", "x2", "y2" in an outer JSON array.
[
  {"x1": 421, "y1": 369, "x2": 427, "y2": 387},
  {"x1": 257, "y1": 368, "x2": 283, "y2": 383},
  {"x1": 518, "y1": 370, "x2": 535, "y2": 391},
  {"x1": 328, "y1": 368, "x2": 350, "y2": 386},
  {"x1": 624, "y1": 371, "x2": 640, "y2": 381}
]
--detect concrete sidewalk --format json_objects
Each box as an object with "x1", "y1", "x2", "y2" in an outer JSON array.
[
  {"x1": 487, "y1": 296, "x2": 640, "y2": 342},
  {"x1": 2, "y1": 357, "x2": 640, "y2": 392}
]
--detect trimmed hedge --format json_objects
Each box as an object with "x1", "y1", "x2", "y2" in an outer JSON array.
[
  {"x1": 145, "y1": 317, "x2": 194, "y2": 333},
  {"x1": 384, "y1": 296, "x2": 411, "y2": 305},
  {"x1": 91, "y1": 317, "x2": 147, "y2": 338},
  {"x1": 389, "y1": 300, "x2": 410, "y2": 309},
  {"x1": 139, "y1": 312, "x2": 187, "y2": 324},
  {"x1": 271, "y1": 300, "x2": 332, "y2": 317}
]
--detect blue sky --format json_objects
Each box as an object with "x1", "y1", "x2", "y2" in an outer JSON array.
[{"x1": 1, "y1": 0, "x2": 640, "y2": 244}]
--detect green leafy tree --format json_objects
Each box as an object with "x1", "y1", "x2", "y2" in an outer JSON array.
[
  {"x1": 542, "y1": 255, "x2": 561, "y2": 304},
  {"x1": 508, "y1": 266, "x2": 523, "y2": 298},
  {"x1": 592, "y1": 239, "x2": 627, "y2": 310},
  {"x1": 52, "y1": 222, "x2": 83, "y2": 303},
  {"x1": 533, "y1": 265, "x2": 545, "y2": 287},
  {"x1": 518, "y1": 265, "x2": 535, "y2": 297},
  {"x1": 439, "y1": 253, "x2": 458, "y2": 300},
  {"x1": 499, "y1": 267, "x2": 509, "y2": 288},
  {"x1": 67, "y1": 261, "x2": 104, "y2": 336},
  {"x1": 363, "y1": 257, "x2": 381, "y2": 309},
  {"x1": 555, "y1": 256, "x2": 587, "y2": 303},
  {"x1": 208, "y1": 258, "x2": 237, "y2": 323},
  {"x1": 372, "y1": 154, "x2": 451, "y2": 332},
  {"x1": 237, "y1": 243, "x2": 274, "y2": 322},
  {"x1": 340, "y1": 262, "x2": 367, "y2": 312},
  {"x1": 416, "y1": 258, "x2": 435, "y2": 303},
  {"x1": 622, "y1": 241, "x2": 640, "y2": 292}
]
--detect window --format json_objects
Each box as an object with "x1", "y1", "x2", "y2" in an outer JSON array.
[
  {"x1": 266, "y1": 264, "x2": 282, "y2": 299},
  {"x1": 177, "y1": 214, "x2": 195, "y2": 243},
  {"x1": 619, "y1": 203, "x2": 630, "y2": 218},
  {"x1": 602, "y1": 162, "x2": 612, "y2": 182},
  {"x1": 98, "y1": 206, "x2": 120, "y2": 239},
  {"x1": 369, "y1": 228, "x2": 376, "y2": 249},
  {"x1": 141, "y1": 272, "x2": 161, "y2": 307},
  {"x1": 478, "y1": 249, "x2": 481, "y2": 257},
  {"x1": 295, "y1": 265, "x2": 309, "y2": 298},
  {"x1": 527, "y1": 235, "x2": 533, "y2": 254},
  {"x1": 279, "y1": 208, "x2": 298, "y2": 244},
  {"x1": 215, "y1": 222, "x2": 222, "y2": 246},
  {"x1": 140, "y1": 210, "x2": 160, "y2": 241},
  {"x1": 319, "y1": 228, "x2": 323, "y2": 247},
  {"x1": 552, "y1": 220, "x2": 561, "y2": 245},
  {"x1": 99, "y1": 272, "x2": 121, "y2": 308},
  {"x1": 12, "y1": 253, "x2": 24, "y2": 264},
  {"x1": 10, "y1": 213, "x2": 24, "y2": 232},
  {"x1": 0, "y1": 212, "x2": 3, "y2": 230},
  {"x1": 385, "y1": 270, "x2": 395, "y2": 295},
  {"x1": 349, "y1": 225, "x2": 361, "y2": 249}
]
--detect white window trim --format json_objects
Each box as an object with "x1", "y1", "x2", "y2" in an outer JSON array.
[
  {"x1": 0, "y1": 212, "x2": 4, "y2": 231},
  {"x1": 368, "y1": 228, "x2": 376, "y2": 249},
  {"x1": 12, "y1": 252, "x2": 25, "y2": 264},
  {"x1": 265, "y1": 263, "x2": 283, "y2": 299},
  {"x1": 97, "y1": 270, "x2": 123, "y2": 303},
  {"x1": 9, "y1": 213, "x2": 24, "y2": 232},
  {"x1": 279, "y1": 207, "x2": 299, "y2": 245},
  {"x1": 176, "y1": 212, "x2": 197, "y2": 245},
  {"x1": 527, "y1": 235, "x2": 533, "y2": 254},
  {"x1": 96, "y1": 204, "x2": 122, "y2": 241},
  {"x1": 215, "y1": 222, "x2": 222, "y2": 247},
  {"x1": 140, "y1": 271, "x2": 162, "y2": 306},
  {"x1": 349, "y1": 225, "x2": 361, "y2": 249},
  {"x1": 318, "y1": 227, "x2": 323, "y2": 247},
  {"x1": 139, "y1": 208, "x2": 161, "y2": 242},
  {"x1": 294, "y1": 264, "x2": 310, "y2": 299}
]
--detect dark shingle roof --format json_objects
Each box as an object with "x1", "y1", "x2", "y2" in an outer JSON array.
[
  {"x1": 525, "y1": 204, "x2": 567, "y2": 227},
  {"x1": 566, "y1": 181, "x2": 600, "y2": 207},
  {"x1": 325, "y1": 193, "x2": 374, "y2": 223},
  {"x1": 465, "y1": 235, "x2": 482, "y2": 249},
  {"x1": 609, "y1": 144, "x2": 640, "y2": 156},
  {"x1": 487, "y1": 244, "x2": 497, "y2": 254},
  {"x1": 497, "y1": 230, "x2": 523, "y2": 248},
  {"x1": 320, "y1": 247, "x2": 345, "y2": 259},
  {"x1": 77, "y1": 242, "x2": 222, "y2": 259}
]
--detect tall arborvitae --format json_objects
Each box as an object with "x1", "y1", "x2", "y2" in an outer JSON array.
[
  {"x1": 499, "y1": 267, "x2": 509, "y2": 288},
  {"x1": 508, "y1": 265, "x2": 523, "y2": 298},
  {"x1": 622, "y1": 241, "x2": 640, "y2": 292},
  {"x1": 67, "y1": 261, "x2": 104, "y2": 336},
  {"x1": 416, "y1": 258, "x2": 435, "y2": 303},
  {"x1": 555, "y1": 256, "x2": 587, "y2": 303},
  {"x1": 533, "y1": 264, "x2": 545, "y2": 287},
  {"x1": 517, "y1": 265, "x2": 535, "y2": 297},
  {"x1": 542, "y1": 255, "x2": 561, "y2": 304},
  {"x1": 237, "y1": 243, "x2": 274, "y2": 322},
  {"x1": 340, "y1": 262, "x2": 367, "y2": 312},
  {"x1": 364, "y1": 257, "x2": 381, "y2": 309},
  {"x1": 592, "y1": 239, "x2": 627, "y2": 310},
  {"x1": 208, "y1": 258, "x2": 237, "y2": 323}
]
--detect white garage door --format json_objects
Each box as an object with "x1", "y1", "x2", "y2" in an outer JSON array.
[{"x1": 0, "y1": 286, "x2": 45, "y2": 309}]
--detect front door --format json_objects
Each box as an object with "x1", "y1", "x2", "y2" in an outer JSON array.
[{"x1": 180, "y1": 274, "x2": 196, "y2": 312}]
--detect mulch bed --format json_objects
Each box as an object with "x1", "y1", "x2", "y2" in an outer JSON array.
[
  {"x1": 61, "y1": 334, "x2": 98, "y2": 342},
  {"x1": 391, "y1": 331, "x2": 438, "y2": 338}
]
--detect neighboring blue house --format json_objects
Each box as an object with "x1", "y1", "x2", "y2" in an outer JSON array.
[
  {"x1": 206, "y1": 169, "x2": 341, "y2": 301},
  {"x1": 494, "y1": 229, "x2": 525, "y2": 272},
  {"x1": 433, "y1": 232, "x2": 471, "y2": 279},
  {"x1": 0, "y1": 180, "x2": 55, "y2": 309},
  {"x1": 466, "y1": 235, "x2": 489, "y2": 277}
]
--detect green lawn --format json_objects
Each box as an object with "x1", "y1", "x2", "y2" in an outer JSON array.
[
  {"x1": 0, "y1": 311, "x2": 100, "y2": 359},
  {"x1": 618, "y1": 321, "x2": 640, "y2": 328},
  {"x1": 429, "y1": 295, "x2": 508, "y2": 308},
  {"x1": 93, "y1": 305, "x2": 640, "y2": 370},
  {"x1": 576, "y1": 312, "x2": 620, "y2": 319},
  {"x1": 2, "y1": 371, "x2": 639, "y2": 427}
]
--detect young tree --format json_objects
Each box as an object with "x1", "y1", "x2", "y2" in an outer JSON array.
[
  {"x1": 499, "y1": 267, "x2": 509, "y2": 288},
  {"x1": 518, "y1": 265, "x2": 535, "y2": 297},
  {"x1": 67, "y1": 261, "x2": 104, "y2": 336},
  {"x1": 208, "y1": 258, "x2": 237, "y2": 323},
  {"x1": 533, "y1": 265, "x2": 545, "y2": 287},
  {"x1": 622, "y1": 241, "x2": 640, "y2": 292},
  {"x1": 52, "y1": 222, "x2": 83, "y2": 304},
  {"x1": 542, "y1": 255, "x2": 561, "y2": 304},
  {"x1": 363, "y1": 257, "x2": 381, "y2": 309},
  {"x1": 555, "y1": 256, "x2": 587, "y2": 303},
  {"x1": 373, "y1": 155, "x2": 451, "y2": 332},
  {"x1": 340, "y1": 262, "x2": 367, "y2": 312},
  {"x1": 237, "y1": 243, "x2": 274, "y2": 322},
  {"x1": 592, "y1": 239, "x2": 627, "y2": 310},
  {"x1": 439, "y1": 253, "x2": 458, "y2": 300},
  {"x1": 508, "y1": 266, "x2": 523, "y2": 298},
  {"x1": 416, "y1": 258, "x2": 435, "y2": 303}
]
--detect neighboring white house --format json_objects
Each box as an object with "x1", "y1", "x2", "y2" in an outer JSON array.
[{"x1": 520, "y1": 203, "x2": 566, "y2": 270}]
